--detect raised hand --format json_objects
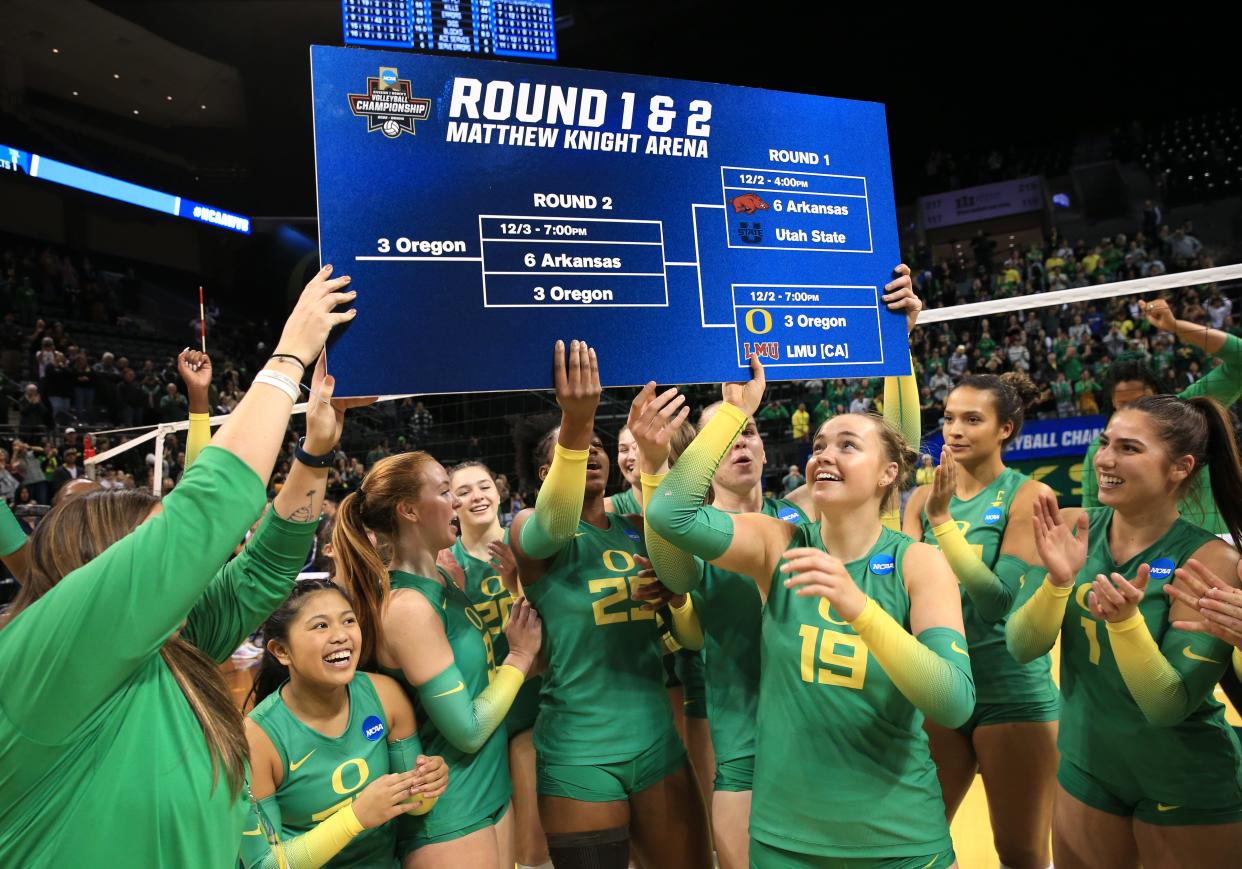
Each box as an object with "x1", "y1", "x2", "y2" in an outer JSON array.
[
  {"x1": 177, "y1": 348, "x2": 213, "y2": 395},
  {"x1": 1032, "y1": 493, "x2": 1088, "y2": 588},
  {"x1": 1139, "y1": 298, "x2": 1177, "y2": 333},
  {"x1": 883, "y1": 263, "x2": 923, "y2": 334},
  {"x1": 722, "y1": 353, "x2": 766, "y2": 417},
  {"x1": 303, "y1": 351, "x2": 376, "y2": 454},
  {"x1": 627, "y1": 383, "x2": 691, "y2": 474},
  {"x1": 274, "y1": 264, "x2": 358, "y2": 367},
  {"x1": 487, "y1": 540, "x2": 518, "y2": 592},
  {"x1": 1088, "y1": 565, "x2": 1149, "y2": 624},
  {"x1": 781, "y1": 547, "x2": 867, "y2": 622},
  {"x1": 924, "y1": 449, "x2": 956, "y2": 527},
  {"x1": 552, "y1": 339, "x2": 601, "y2": 419}
]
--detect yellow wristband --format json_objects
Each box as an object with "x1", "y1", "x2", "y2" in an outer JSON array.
[{"x1": 554, "y1": 443, "x2": 589, "y2": 462}]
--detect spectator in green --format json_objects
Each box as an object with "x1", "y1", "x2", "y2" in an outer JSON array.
[
  {"x1": 811, "y1": 397, "x2": 832, "y2": 430},
  {"x1": 1051, "y1": 371, "x2": 1074, "y2": 417},
  {"x1": 1074, "y1": 370, "x2": 1100, "y2": 415},
  {"x1": 1061, "y1": 345, "x2": 1083, "y2": 382},
  {"x1": 757, "y1": 399, "x2": 790, "y2": 432}
]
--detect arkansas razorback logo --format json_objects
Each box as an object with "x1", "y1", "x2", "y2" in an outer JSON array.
[{"x1": 731, "y1": 193, "x2": 770, "y2": 214}]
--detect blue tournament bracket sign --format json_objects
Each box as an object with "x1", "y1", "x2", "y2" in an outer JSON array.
[{"x1": 311, "y1": 45, "x2": 909, "y2": 396}]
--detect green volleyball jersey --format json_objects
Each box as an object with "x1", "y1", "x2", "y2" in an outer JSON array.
[
  {"x1": 525, "y1": 514, "x2": 676, "y2": 763},
  {"x1": 380, "y1": 571, "x2": 510, "y2": 840},
  {"x1": 608, "y1": 487, "x2": 641, "y2": 516},
  {"x1": 691, "y1": 496, "x2": 807, "y2": 767},
  {"x1": 751, "y1": 524, "x2": 952, "y2": 859},
  {"x1": 1054, "y1": 508, "x2": 1242, "y2": 802},
  {"x1": 450, "y1": 533, "x2": 543, "y2": 735},
  {"x1": 244, "y1": 674, "x2": 397, "y2": 868},
  {"x1": 920, "y1": 468, "x2": 1057, "y2": 706}
]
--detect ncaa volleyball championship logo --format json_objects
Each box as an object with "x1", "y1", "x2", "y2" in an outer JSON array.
[{"x1": 348, "y1": 67, "x2": 431, "y2": 139}]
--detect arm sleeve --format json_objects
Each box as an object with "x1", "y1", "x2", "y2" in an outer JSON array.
[
  {"x1": 645, "y1": 402, "x2": 749, "y2": 561},
  {"x1": 518, "y1": 444, "x2": 588, "y2": 559},
  {"x1": 242, "y1": 798, "x2": 365, "y2": 869},
  {"x1": 388, "y1": 732, "x2": 438, "y2": 816},
  {"x1": 1079, "y1": 443, "x2": 1101, "y2": 510},
  {"x1": 1106, "y1": 613, "x2": 1233, "y2": 726},
  {"x1": 416, "y1": 662, "x2": 522, "y2": 753},
  {"x1": 641, "y1": 470, "x2": 704, "y2": 595},
  {"x1": 881, "y1": 363, "x2": 921, "y2": 531},
  {"x1": 1180, "y1": 331, "x2": 1242, "y2": 404},
  {"x1": 184, "y1": 507, "x2": 319, "y2": 663},
  {"x1": 185, "y1": 411, "x2": 212, "y2": 469},
  {"x1": 0, "y1": 446, "x2": 265, "y2": 742},
  {"x1": 669, "y1": 594, "x2": 704, "y2": 651},
  {"x1": 930, "y1": 521, "x2": 1024, "y2": 622},
  {"x1": 0, "y1": 499, "x2": 26, "y2": 556},
  {"x1": 1004, "y1": 571, "x2": 1068, "y2": 664},
  {"x1": 849, "y1": 599, "x2": 975, "y2": 728}
]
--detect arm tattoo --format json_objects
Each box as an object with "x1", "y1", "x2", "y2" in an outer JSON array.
[{"x1": 288, "y1": 489, "x2": 318, "y2": 523}]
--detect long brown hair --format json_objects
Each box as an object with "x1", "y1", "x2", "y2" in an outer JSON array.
[
  {"x1": 1, "y1": 489, "x2": 248, "y2": 797},
  {"x1": 332, "y1": 451, "x2": 438, "y2": 668},
  {"x1": 1127, "y1": 395, "x2": 1242, "y2": 549}
]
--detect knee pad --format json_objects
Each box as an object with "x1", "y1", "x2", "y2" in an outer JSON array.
[{"x1": 546, "y1": 826, "x2": 629, "y2": 869}]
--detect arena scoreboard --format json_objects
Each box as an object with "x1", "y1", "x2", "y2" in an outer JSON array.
[
  {"x1": 342, "y1": 0, "x2": 557, "y2": 60},
  {"x1": 311, "y1": 45, "x2": 910, "y2": 396}
]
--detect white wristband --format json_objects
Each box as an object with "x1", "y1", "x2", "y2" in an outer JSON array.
[{"x1": 253, "y1": 371, "x2": 299, "y2": 403}]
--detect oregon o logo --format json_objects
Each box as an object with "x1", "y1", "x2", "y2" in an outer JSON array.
[
  {"x1": 480, "y1": 576, "x2": 506, "y2": 598},
  {"x1": 869, "y1": 554, "x2": 895, "y2": 575},
  {"x1": 602, "y1": 549, "x2": 636, "y2": 573},
  {"x1": 818, "y1": 597, "x2": 849, "y2": 625},
  {"x1": 1148, "y1": 558, "x2": 1176, "y2": 580},
  {"x1": 464, "y1": 606, "x2": 487, "y2": 631},
  {"x1": 331, "y1": 758, "x2": 370, "y2": 795},
  {"x1": 744, "y1": 308, "x2": 772, "y2": 335},
  {"x1": 983, "y1": 506, "x2": 1003, "y2": 525}
]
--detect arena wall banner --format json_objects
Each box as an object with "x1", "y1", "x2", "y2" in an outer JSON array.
[
  {"x1": 921, "y1": 415, "x2": 1106, "y2": 462},
  {"x1": 310, "y1": 45, "x2": 909, "y2": 396}
]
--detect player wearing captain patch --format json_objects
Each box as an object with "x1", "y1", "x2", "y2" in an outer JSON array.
[
  {"x1": 1007, "y1": 394, "x2": 1242, "y2": 866},
  {"x1": 903, "y1": 372, "x2": 1059, "y2": 869}
]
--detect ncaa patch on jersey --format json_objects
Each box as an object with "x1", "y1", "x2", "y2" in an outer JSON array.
[
  {"x1": 869, "y1": 554, "x2": 895, "y2": 575},
  {"x1": 778, "y1": 506, "x2": 802, "y2": 524},
  {"x1": 362, "y1": 715, "x2": 386, "y2": 741},
  {"x1": 623, "y1": 526, "x2": 641, "y2": 542},
  {"x1": 1148, "y1": 558, "x2": 1176, "y2": 581},
  {"x1": 983, "y1": 506, "x2": 1003, "y2": 525}
]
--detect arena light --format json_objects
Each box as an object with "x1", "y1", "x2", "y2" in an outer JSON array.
[{"x1": 0, "y1": 142, "x2": 251, "y2": 234}]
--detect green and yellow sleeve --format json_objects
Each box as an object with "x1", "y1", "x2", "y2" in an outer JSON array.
[
  {"x1": 641, "y1": 470, "x2": 704, "y2": 595},
  {"x1": 931, "y1": 522, "x2": 1026, "y2": 622},
  {"x1": 1107, "y1": 613, "x2": 1233, "y2": 727},
  {"x1": 849, "y1": 598, "x2": 975, "y2": 728},
  {"x1": 241, "y1": 796, "x2": 364, "y2": 869},
  {"x1": 668, "y1": 594, "x2": 704, "y2": 651},
  {"x1": 881, "y1": 362, "x2": 921, "y2": 531},
  {"x1": 0, "y1": 446, "x2": 265, "y2": 743},
  {"x1": 519, "y1": 444, "x2": 588, "y2": 559},
  {"x1": 645, "y1": 403, "x2": 749, "y2": 562},
  {"x1": 1004, "y1": 570, "x2": 1067, "y2": 664},
  {"x1": 417, "y1": 662, "x2": 523, "y2": 753}
]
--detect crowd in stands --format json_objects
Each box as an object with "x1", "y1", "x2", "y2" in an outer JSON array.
[{"x1": 3, "y1": 206, "x2": 1240, "y2": 522}]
